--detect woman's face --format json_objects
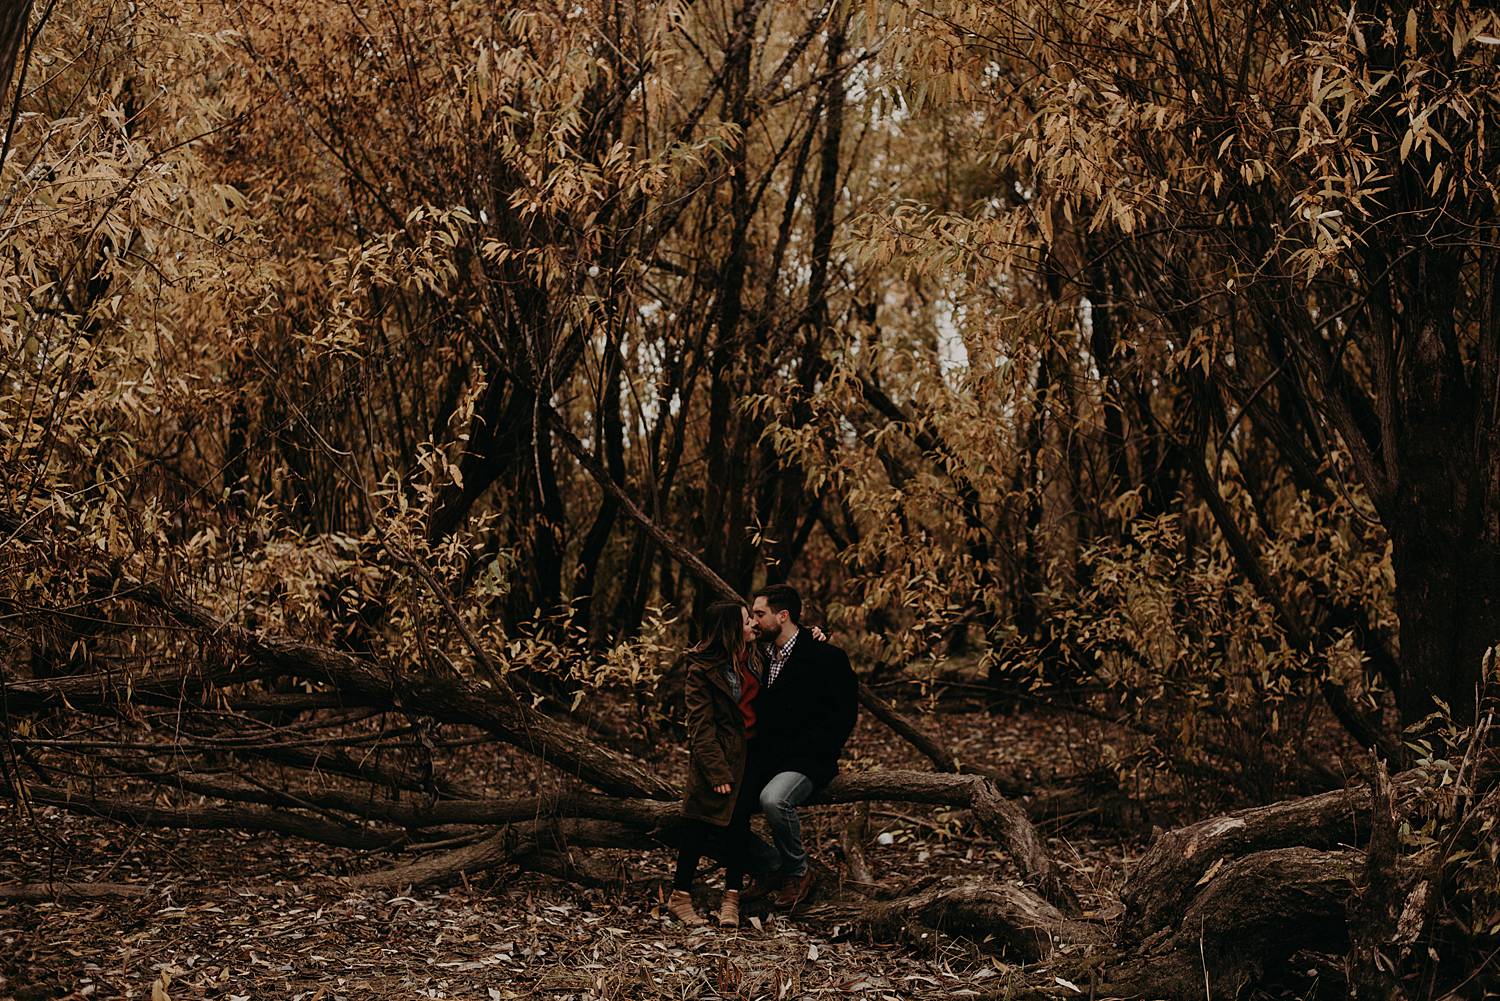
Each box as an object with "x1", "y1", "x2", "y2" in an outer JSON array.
[{"x1": 741, "y1": 606, "x2": 756, "y2": 644}]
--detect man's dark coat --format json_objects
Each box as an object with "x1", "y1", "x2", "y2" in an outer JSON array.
[{"x1": 752, "y1": 633, "x2": 858, "y2": 787}]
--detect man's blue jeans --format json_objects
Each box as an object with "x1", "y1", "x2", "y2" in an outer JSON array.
[{"x1": 745, "y1": 770, "x2": 815, "y2": 878}]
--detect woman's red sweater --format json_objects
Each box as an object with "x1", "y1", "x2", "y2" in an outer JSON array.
[{"x1": 734, "y1": 652, "x2": 760, "y2": 736}]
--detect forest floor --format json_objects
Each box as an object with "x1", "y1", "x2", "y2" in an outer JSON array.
[{"x1": 0, "y1": 697, "x2": 1231, "y2": 1001}]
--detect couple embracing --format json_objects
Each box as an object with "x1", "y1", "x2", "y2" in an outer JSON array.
[{"x1": 667, "y1": 583, "x2": 858, "y2": 928}]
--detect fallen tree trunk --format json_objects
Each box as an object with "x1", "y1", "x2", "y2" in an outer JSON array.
[
  {"x1": 12, "y1": 765, "x2": 1068, "y2": 908},
  {"x1": 127, "y1": 579, "x2": 677, "y2": 800},
  {"x1": 836, "y1": 769, "x2": 1473, "y2": 999},
  {"x1": 3, "y1": 660, "x2": 284, "y2": 714},
  {"x1": 21, "y1": 782, "x2": 403, "y2": 850},
  {"x1": 1098, "y1": 847, "x2": 1363, "y2": 999},
  {"x1": 854, "y1": 684, "x2": 1029, "y2": 797},
  {"x1": 347, "y1": 827, "x2": 514, "y2": 889},
  {"x1": 2, "y1": 570, "x2": 673, "y2": 800},
  {"x1": 0, "y1": 881, "x2": 152, "y2": 901},
  {"x1": 1121, "y1": 767, "x2": 1426, "y2": 936},
  {"x1": 847, "y1": 880, "x2": 1104, "y2": 961},
  {"x1": 325, "y1": 770, "x2": 1074, "y2": 912},
  {"x1": 349, "y1": 819, "x2": 659, "y2": 890},
  {"x1": 512, "y1": 847, "x2": 634, "y2": 890},
  {"x1": 240, "y1": 743, "x2": 481, "y2": 800},
  {"x1": 360, "y1": 772, "x2": 1074, "y2": 911}
]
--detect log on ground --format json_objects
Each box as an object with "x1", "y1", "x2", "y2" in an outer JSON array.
[
  {"x1": 0, "y1": 881, "x2": 152, "y2": 901},
  {"x1": 849, "y1": 880, "x2": 1104, "y2": 961},
  {"x1": 1101, "y1": 846, "x2": 1362, "y2": 1000},
  {"x1": 1121, "y1": 769, "x2": 1423, "y2": 936}
]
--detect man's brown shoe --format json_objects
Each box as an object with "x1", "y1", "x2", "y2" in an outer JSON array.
[
  {"x1": 741, "y1": 873, "x2": 783, "y2": 904},
  {"x1": 767, "y1": 869, "x2": 814, "y2": 910}
]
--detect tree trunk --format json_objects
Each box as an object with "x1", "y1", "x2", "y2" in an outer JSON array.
[
  {"x1": 1122, "y1": 767, "x2": 1426, "y2": 937},
  {"x1": 572, "y1": 346, "x2": 626, "y2": 640},
  {"x1": 1390, "y1": 523, "x2": 1500, "y2": 730},
  {"x1": 1111, "y1": 847, "x2": 1363, "y2": 1000},
  {"x1": 531, "y1": 415, "x2": 567, "y2": 618},
  {"x1": 426, "y1": 374, "x2": 527, "y2": 543}
]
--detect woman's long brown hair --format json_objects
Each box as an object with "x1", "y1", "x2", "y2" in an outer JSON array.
[{"x1": 689, "y1": 601, "x2": 749, "y2": 667}]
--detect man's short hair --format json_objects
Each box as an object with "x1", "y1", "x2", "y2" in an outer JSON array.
[{"x1": 754, "y1": 583, "x2": 802, "y2": 624}]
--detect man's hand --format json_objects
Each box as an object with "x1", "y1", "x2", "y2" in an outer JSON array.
[{"x1": 714, "y1": 783, "x2": 732, "y2": 794}]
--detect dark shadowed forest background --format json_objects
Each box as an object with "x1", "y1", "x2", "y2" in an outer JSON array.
[{"x1": 2, "y1": 1, "x2": 1498, "y2": 998}]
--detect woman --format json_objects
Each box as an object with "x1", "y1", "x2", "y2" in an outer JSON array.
[{"x1": 667, "y1": 601, "x2": 762, "y2": 929}]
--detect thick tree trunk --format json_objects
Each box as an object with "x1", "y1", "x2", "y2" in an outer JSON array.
[
  {"x1": 0, "y1": 1, "x2": 36, "y2": 179},
  {"x1": 1390, "y1": 526, "x2": 1500, "y2": 730},
  {"x1": 697, "y1": 0, "x2": 759, "y2": 605},
  {"x1": 1121, "y1": 766, "x2": 1425, "y2": 937},
  {"x1": 1104, "y1": 848, "x2": 1363, "y2": 1000}
]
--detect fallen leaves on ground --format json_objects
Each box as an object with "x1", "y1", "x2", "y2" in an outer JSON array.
[{"x1": 2, "y1": 704, "x2": 1139, "y2": 1000}]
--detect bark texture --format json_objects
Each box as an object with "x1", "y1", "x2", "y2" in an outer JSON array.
[
  {"x1": 852, "y1": 880, "x2": 1103, "y2": 961},
  {"x1": 1121, "y1": 768, "x2": 1424, "y2": 937}
]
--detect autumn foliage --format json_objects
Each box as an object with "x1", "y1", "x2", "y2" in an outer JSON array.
[{"x1": 4, "y1": 1, "x2": 1500, "y2": 996}]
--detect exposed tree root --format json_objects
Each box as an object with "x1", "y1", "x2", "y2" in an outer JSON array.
[
  {"x1": 823, "y1": 771, "x2": 1079, "y2": 914},
  {"x1": 842, "y1": 880, "x2": 1104, "y2": 961},
  {"x1": 839, "y1": 801, "x2": 874, "y2": 891}
]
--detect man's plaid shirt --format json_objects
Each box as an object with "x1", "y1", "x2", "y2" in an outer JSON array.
[{"x1": 765, "y1": 628, "x2": 800, "y2": 687}]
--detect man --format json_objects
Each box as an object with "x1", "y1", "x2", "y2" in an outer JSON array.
[{"x1": 744, "y1": 583, "x2": 858, "y2": 909}]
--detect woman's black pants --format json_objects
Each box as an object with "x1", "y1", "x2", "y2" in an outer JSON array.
[{"x1": 673, "y1": 783, "x2": 757, "y2": 891}]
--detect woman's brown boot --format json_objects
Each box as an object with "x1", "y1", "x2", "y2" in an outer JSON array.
[
  {"x1": 667, "y1": 889, "x2": 706, "y2": 927},
  {"x1": 717, "y1": 889, "x2": 740, "y2": 928}
]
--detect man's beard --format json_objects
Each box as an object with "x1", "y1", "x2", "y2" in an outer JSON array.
[{"x1": 756, "y1": 622, "x2": 781, "y2": 643}]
